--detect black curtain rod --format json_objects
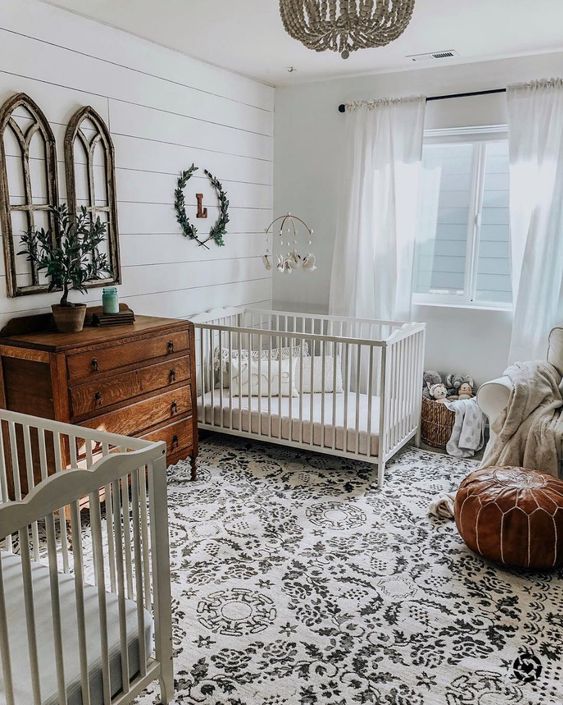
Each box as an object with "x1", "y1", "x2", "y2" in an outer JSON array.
[{"x1": 338, "y1": 88, "x2": 506, "y2": 113}]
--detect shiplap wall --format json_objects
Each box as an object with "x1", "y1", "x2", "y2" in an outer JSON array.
[{"x1": 0, "y1": 0, "x2": 273, "y2": 328}]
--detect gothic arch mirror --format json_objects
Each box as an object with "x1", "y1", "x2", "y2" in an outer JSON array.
[
  {"x1": 0, "y1": 92, "x2": 59, "y2": 297},
  {"x1": 64, "y1": 105, "x2": 121, "y2": 288}
]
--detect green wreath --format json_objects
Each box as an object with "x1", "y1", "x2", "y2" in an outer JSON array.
[{"x1": 174, "y1": 164, "x2": 229, "y2": 248}]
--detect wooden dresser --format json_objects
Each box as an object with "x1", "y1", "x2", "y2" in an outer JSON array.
[{"x1": 0, "y1": 314, "x2": 198, "y2": 492}]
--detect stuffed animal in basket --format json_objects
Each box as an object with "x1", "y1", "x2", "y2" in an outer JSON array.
[
  {"x1": 422, "y1": 370, "x2": 443, "y2": 399},
  {"x1": 427, "y1": 382, "x2": 448, "y2": 403},
  {"x1": 446, "y1": 373, "x2": 476, "y2": 400}
]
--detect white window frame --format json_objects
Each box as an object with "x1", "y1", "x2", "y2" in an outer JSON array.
[{"x1": 413, "y1": 125, "x2": 512, "y2": 311}]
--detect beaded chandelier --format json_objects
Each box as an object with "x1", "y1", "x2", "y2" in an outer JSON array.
[{"x1": 279, "y1": 0, "x2": 416, "y2": 59}]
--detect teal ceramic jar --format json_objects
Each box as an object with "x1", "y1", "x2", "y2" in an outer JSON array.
[{"x1": 102, "y1": 287, "x2": 119, "y2": 315}]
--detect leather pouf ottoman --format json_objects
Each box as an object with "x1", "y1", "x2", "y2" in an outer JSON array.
[{"x1": 455, "y1": 466, "x2": 563, "y2": 570}]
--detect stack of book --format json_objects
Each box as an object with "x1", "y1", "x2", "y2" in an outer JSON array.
[{"x1": 87, "y1": 305, "x2": 136, "y2": 327}]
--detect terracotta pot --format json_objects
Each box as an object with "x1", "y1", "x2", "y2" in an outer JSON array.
[{"x1": 51, "y1": 303, "x2": 87, "y2": 333}]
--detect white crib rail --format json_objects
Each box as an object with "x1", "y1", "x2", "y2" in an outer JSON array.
[
  {"x1": 194, "y1": 308, "x2": 425, "y2": 486},
  {"x1": 0, "y1": 411, "x2": 172, "y2": 705}
]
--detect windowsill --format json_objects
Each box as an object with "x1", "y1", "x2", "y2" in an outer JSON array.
[{"x1": 413, "y1": 300, "x2": 513, "y2": 314}]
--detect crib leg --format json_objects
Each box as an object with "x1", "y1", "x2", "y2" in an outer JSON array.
[
  {"x1": 415, "y1": 425, "x2": 422, "y2": 448},
  {"x1": 159, "y1": 669, "x2": 173, "y2": 705},
  {"x1": 377, "y1": 461, "x2": 385, "y2": 489}
]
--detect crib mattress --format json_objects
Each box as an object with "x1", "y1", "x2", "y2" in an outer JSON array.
[
  {"x1": 0, "y1": 550, "x2": 152, "y2": 705},
  {"x1": 199, "y1": 391, "x2": 382, "y2": 457}
]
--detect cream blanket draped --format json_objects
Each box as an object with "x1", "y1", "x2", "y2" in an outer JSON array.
[{"x1": 481, "y1": 361, "x2": 563, "y2": 477}]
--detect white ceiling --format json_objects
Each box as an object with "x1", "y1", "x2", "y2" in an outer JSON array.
[{"x1": 42, "y1": 0, "x2": 563, "y2": 86}]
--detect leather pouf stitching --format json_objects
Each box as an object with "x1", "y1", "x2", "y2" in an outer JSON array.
[{"x1": 455, "y1": 466, "x2": 563, "y2": 570}]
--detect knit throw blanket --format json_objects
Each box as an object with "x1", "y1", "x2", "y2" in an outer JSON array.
[{"x1": 481, "y1": 361, "x2": 563, "y2": 477}]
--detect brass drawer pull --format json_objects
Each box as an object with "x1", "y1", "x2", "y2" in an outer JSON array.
[
  {"x1": 170, "y1": 401, "x2": 178, "y2": 416},
  {"x1": 167, "y1": 341, "x2": 174, "y2": 354},
  {"x1": 171, "y1": 434, "x2": 179, "y2": 450},
  {"x1": 169, "y1": 369, "x2": 176, "y2": 384},
  {"x1": 91, "y1": 358, "x2": 99, "y2": 372},
  {"x1": 94, "y1": 391, "x2": 103, "y2": 407}
]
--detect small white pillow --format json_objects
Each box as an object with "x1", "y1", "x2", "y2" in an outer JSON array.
[
  {"x1": 214, "y1": 343, "x2": 309, "y2": 388},
  {"x1": 295, "y1": 355, "x2": 344, "y2": 393},
  {"x1": 230, "y1": 358, "x2": 299, "y2": 397}
]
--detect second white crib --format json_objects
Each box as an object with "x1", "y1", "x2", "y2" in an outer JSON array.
[{"x1": 193, "y1": 307, "x2": 426, "y2": 487}]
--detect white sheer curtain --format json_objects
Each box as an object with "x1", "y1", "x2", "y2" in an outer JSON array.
[
  {"x1": 329, "y1": 96, "x2": 426, "y2": 321},
  {"x1": 507, "y1": 78, "x2": 563, "y2": 362}
]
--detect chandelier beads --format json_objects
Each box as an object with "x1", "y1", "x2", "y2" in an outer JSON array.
[{"x1": 279, "y1": 0, "x2": 416, "y2": 59}]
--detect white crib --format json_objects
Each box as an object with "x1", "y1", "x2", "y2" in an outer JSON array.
[
  {"x1": 193, "y1": 308, "x2": 426, "y2": 487},
  {"x1": 0, "y1": 410, "x2": 173, "y2": 705}
]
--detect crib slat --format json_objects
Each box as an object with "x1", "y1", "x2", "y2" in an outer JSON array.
[
  {"x1": 228, "y1": 331, "x2": 234, "y2": 431},
  {"x1": 237, "y1": 330, "x2": 243, "y2": 434},
  {"x1": 0, "y1": 554, "x2": 15, "y2": 705},
  {"x1": 289, "y1": 337, "x2": 294, "y2": 442},
  {"x1": 53, "y1": 431, "x2": 70, "y2": 573},
  {"x1": 90, "y1": 492, "x2": 112, "y2": 705},
  {"x1": 343, "y1": 342, "x2": 349, "y2": 452},
  {"x1": 131, "y1": 468, "x2": 147, "y2": 677},
  {"x1": 379, "y1": 346, "x2": 388, "y2": 466},
  {"x1": 101, "y1": 442, "x2": 117, "y2": 593},
  {"x1": 218, "y1": 329, "x2": 224, "y2": 427},
  {"x1": 355, "y1": 345, "x2": 361, "y2": 456},
  {"x1": 0, "y1": 425, "x2": 11, "y2": 553},
  {"x1": 7, "y1": 422, "x2": 21, "y2": 501},
  {"x1": 22, "y1": 424, "x2": 40, "y2": 561},
  {"x1": 70, "y1": 500, "x2": 91, "y2": 705},
  {"x1": 332, "y1": 340, "x2": 338, "y2": 451},
  {"x1": 46, "y1": 513, "x2": 68, "y2": 705},
  {"x1": 367, "y1": 346, "x2": 374, "y2": 459},
  {"x1": 19, "y1": 526, "x2": 42, "y2": 705},
  {"x1": 299, "y1": 338, "x2": 304, "y2": 444},
  {"x1": 209, "y1": 329, "x2": 215, "y2": 425},
  {"x1": 309, "y1": 330, "x2": 315, "y2": 447},
  {"x1": 139, "y1": 466, "x2": 151, "y2": 610},
  {"x1": 257, "y1": 329, "x2": 262, "y2": 435},
  {"x1": 121, "y1": 474, "x2": 134, "y2": 599},
  {"x1": 113, "y1": 478, "x2": 131, "y2": 694}
]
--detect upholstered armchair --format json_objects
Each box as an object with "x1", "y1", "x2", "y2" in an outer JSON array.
[
  {"x1": 477, "y1": 327, "x2": 563, "y2": 467},
  {"x1": 478, "y1": 326, "x2": 563, "y2": 430}
]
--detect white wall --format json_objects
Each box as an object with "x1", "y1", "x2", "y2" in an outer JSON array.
[
  {"x1": 274, "y1": 52, "x2": 563, "y2": 383},
  {"x1": 0, "y1": 0, "x2": 274, "y2": 327}
]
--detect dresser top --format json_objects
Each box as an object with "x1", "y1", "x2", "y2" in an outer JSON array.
[{"x1": 0, "y1": 315, "x2": 189, "y2": 353}]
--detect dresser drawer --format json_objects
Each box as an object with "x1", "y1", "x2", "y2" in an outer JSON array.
[
  {"x1": 67, "y1": 329, "x2": 190, "y2": 381},
  {"x1": 71, "y1": 356, "x2": 191, "y2": 418},
  {"x1": 82, "y1": 385, "x2": 192, "y2": 437},
  {"x1": 142, "y1": 419, "x2": 193, "y2": 457}
]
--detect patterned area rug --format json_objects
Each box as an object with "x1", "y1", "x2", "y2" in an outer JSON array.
[{"x1": 137, "y1": 436, "x2": 563, "y2": 705}]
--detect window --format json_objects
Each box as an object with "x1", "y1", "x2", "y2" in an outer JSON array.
[{"x1": 413, "y1": 128, "x2": 512, "y2": 308}]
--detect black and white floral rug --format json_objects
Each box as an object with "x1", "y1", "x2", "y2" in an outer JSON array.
[{"x1": 137, "y1": 436, "x2": 563, "y2": 705}]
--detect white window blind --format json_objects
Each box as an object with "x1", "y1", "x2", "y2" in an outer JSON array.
[{"x1": 414, "y1": 129, "x2": 512, "y2": 307}]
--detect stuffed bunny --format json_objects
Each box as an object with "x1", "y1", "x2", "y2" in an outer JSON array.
[
  {"x1": 422, "y1": 370, "x2": 442, "y2": 399},
  {"x1": 457, "y1": 381, "x2": 475, "y2": 400},
  {"x1": 427, "y1": 382, "x2": 448, "y2": 402},
  {"x1": 446, "y1": 373, "x2": 476, "y2": 399}
]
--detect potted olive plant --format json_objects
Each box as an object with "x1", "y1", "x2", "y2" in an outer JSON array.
[{"x1": 19, "y1": 205, "x2": 110, "y2": 333}]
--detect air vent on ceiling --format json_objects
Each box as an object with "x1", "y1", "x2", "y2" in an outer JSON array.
[{"x1": 407, "y1": 49, "x2": 459, "y2": 62}]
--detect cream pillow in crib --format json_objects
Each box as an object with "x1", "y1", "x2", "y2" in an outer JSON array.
[
  {"x1": 214, "y1": 342, "x2": 309, "y2": 388},
  {"x1": 230, "y1": 358, "x2": 299, "y2": 397},
  {"x1": 295, "y1": 355, "x2": 344, "y2": 393}
]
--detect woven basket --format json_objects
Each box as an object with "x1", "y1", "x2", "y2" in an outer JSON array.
[{"x1": 421, "y1": 397, "x2": 455, "y2": 449}]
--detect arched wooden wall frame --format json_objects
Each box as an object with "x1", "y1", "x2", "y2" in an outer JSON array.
[
  {"x1": 0, "y1": 92, "x2": 59, "y2": 297},
  {"x1": 64, "y1": 106, "x2": 121, "y2": 287}
]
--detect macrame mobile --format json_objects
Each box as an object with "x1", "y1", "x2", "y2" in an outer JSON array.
[{"x1": 263, "y1": 213, "x2": 317, "y2": 273}]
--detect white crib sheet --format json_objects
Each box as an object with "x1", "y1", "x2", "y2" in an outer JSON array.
[
  {"x1": 0, "y1": 550, "x2": 152, "y2": 705},
  {"x1": 199, "y1": 391, "x2": 382, "y2": 457}
]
